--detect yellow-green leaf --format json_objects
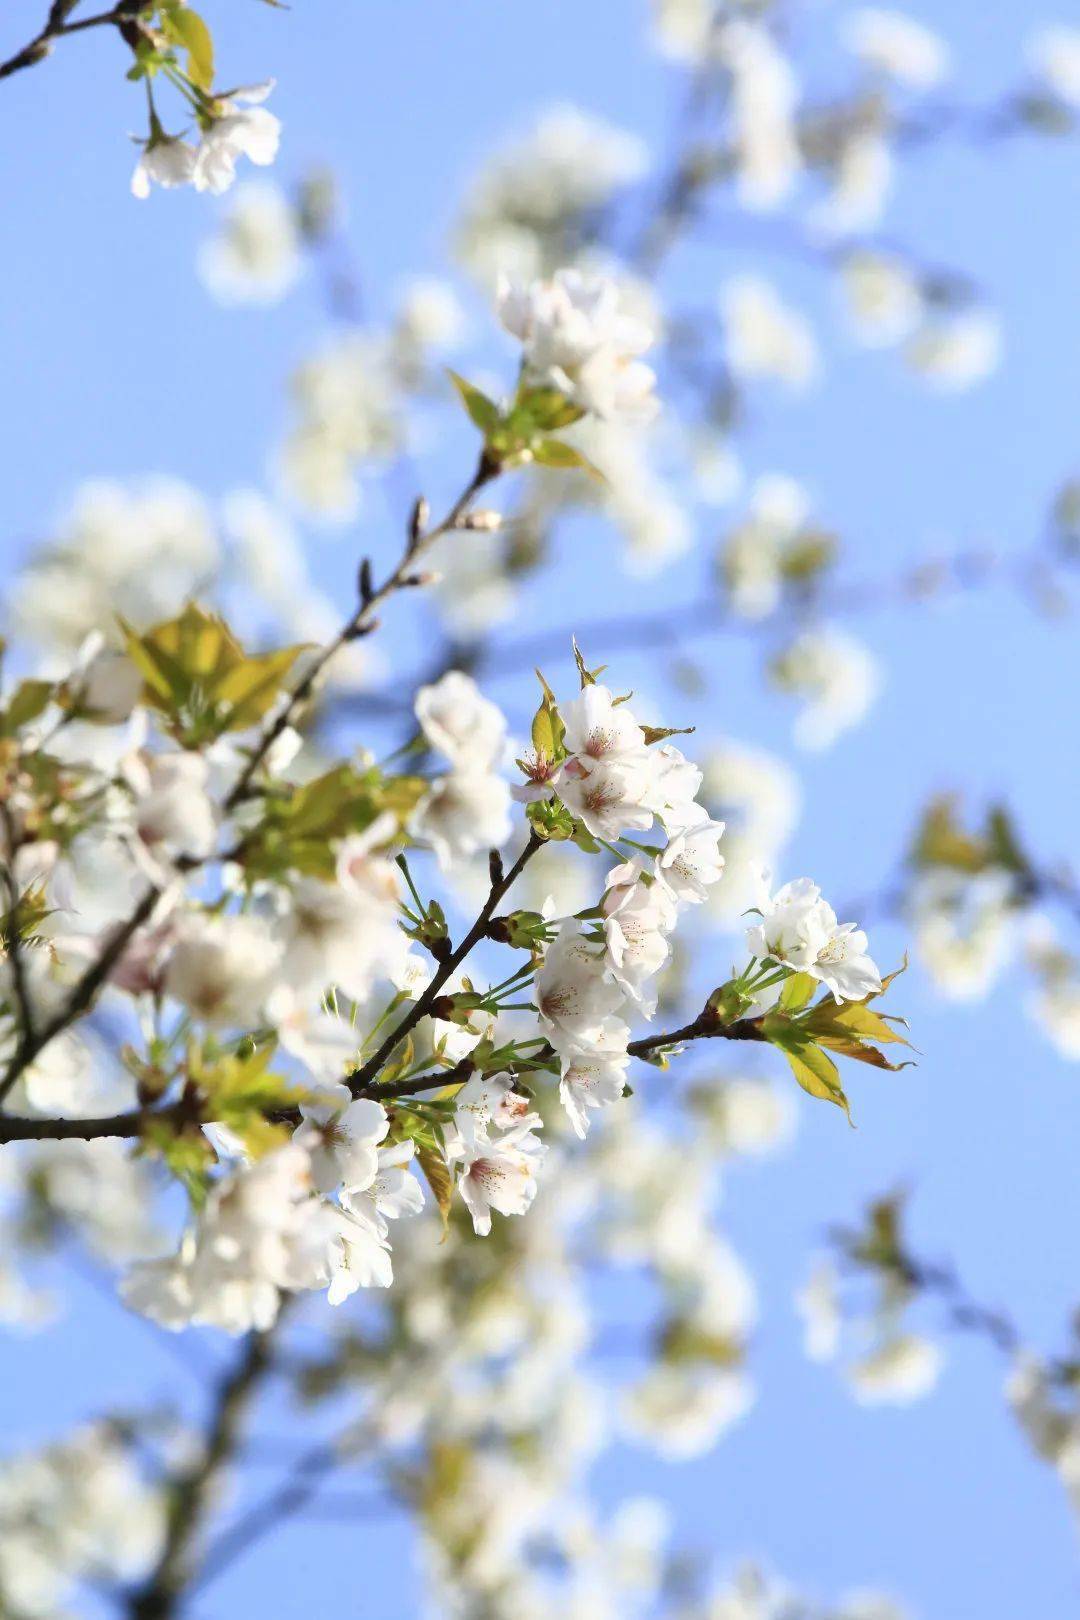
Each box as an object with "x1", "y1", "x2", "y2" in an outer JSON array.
[
  {"x1": 417, "y1": 1143, "x2": 454, "y2": 1236},
  {"x1": 779, "y1": 971, "x2": 818, "y2": 1012},
  {"x1": 447, "y1": 370, "x2": 501, "y2": 436},
  {"x1": 214, "y1": 644, "x2": 306, "y2": 730},
  {"x1": 164, "y1": 5, "x2": 215, "y2": 89},
  {"x1": 532, "y1": 437, "x2": 605, "y2": 480}
]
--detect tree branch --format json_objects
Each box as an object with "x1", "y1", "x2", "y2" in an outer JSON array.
[
  {"x1": 0, "y1": 453, "x2": 501, "y2": 1113},
  {"x1": 0, "y1": 1, "x2": 141, "y2": 82},
  {"x1": 186, "y1": 1425, "x2": 375, "y2": 1599},
  {"x1": 225, "y1": 452, "x2": 500, "y2": 811},
  {"x1": 126, "y1": 1319, "x2": 282, "y2": 1620},
  {"x1": 348, "y1": 834, "x2": 544, "y2": 1095}
]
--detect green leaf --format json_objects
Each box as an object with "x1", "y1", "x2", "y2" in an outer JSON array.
[
  {"x1": 572, "y1": 638, "x2": 607, "y2": 689},
  {"x1": 530, "y1": 691, "x2": 564, "y2": 762},
  {"x1": 762, "y1": 1013, "x2": 852, "y2": 1123},
  {"x1": 213, "y1": 644, "x2": 307, "y2": 730},
  {"x1": 120, "y1": 605, "x2": 304, "y2": 740},
  {"x1": 803, "y1": 997, "x2": 913, "y2": 1049},
  {"x1": 447, "y1": 370, "x2": 502, "y2": 437},
  {"x1": 159, "y1": 3, "x2": 215, "y2": 89},
  {"x1": 509, "y1": 385, "x2": 586, "y2": 433},
  {"x1": 532, "y1": 438, "x2": 606, "y2": 480},
  {"x1": 526, "y1": 796, "x2": 575, "y2": 841},
  {"x1": 1, "y1": 679, "x2": 54, "y2": 736},
  {"x1": 141, "y1": 1119, "x2": 214, "y2": 1206},
  {"x1": 778, "y1": 972, "x2": 818, "y2": 1012}
]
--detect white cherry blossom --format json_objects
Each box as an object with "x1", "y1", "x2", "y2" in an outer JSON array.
[{"x1": 747, "y1": 876, "x2": 881, "y2": 1002}]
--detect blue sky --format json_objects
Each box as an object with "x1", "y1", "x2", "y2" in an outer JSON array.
[{"x1": 2, "y1": 0, "x2": 1080, "y2": 1614}]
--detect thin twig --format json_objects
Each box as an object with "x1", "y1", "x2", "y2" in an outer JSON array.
[{"x1": 0, "y1": 1, "x2": 139, "y2": 81}]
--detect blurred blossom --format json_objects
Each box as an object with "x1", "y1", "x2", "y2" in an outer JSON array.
[
  {"x1": 847, "y1": 1332, "x2": 943, "y2": 1404},
  {"x1": 197, "y1": 179, "x2": 301, "y2": 306},
  {"x1": 720, "y1": 473, "x2": 811, "y2": 620},
  {"x1": 718, "y1": 20, "x2": 802, "y2": 210},
  {"x1": 840, "y1": 250, "x2": 924, "y2": 346},
  {"x1": 454, "y1": 105, "x2": 648, "y2": 286},
  {"x1": 1025, "y1": 918, "x2": 1080, "y2": 1059},
  {"x1": 11, "y1": 478, "x2": 218, "y2": 652},
  {"x1": 721, "y1": 277, "x2": 818, "y2": 390},
  {"x1": 770, "y1": 626, "x2": 881, "y2": 750},
  {"x1": 911, "y1": 869, "x2": 1014, "y2": 1001},
  {"x1": 622, "y1": 1363, "x2": 755, "y2": 1457},
  {"x1": 280, "y1": 331, "x2": 403, "y2": 520},
  {"x1": 843, "y1": 9, "x2": 950, "y2": 89},
  {"x1": 651, "y1": 0, "x2": 723, "y2": 63},
  {"x1": 797, "y1": 1256, "x2": 843, "y2": 1362},
  {"x1": 1027, "y1": 26, "x2": 1080, "y2": 107},
  {"x1": 813, "y1": 129, "x2": 894, "y2": 235},
  {"x1": 905, "y1": 311, "x2": 1001, "y2": 390},
  {"x1": 0, "y1": 1426, "x2": 164, "y2": 1615},
  {"x1": 693, "y1": 1077, "x2": 797, "y2": 1158},
  {"x1": 395, "y1": 276, "x2": 468, "y2": 352},
  {"x1": 702, "y1": 738, "x2": 801, "y2": 923}
]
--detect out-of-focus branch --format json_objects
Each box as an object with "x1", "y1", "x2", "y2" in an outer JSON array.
[
  {"x1": 126, "y1": 1319, "x2": 282, "y2": 1620},
  {"x1": 187, "y1": 1424, "x2": 376, "y2": 1598}
]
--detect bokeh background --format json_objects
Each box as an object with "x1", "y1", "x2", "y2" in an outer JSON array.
[{"x1": 1, "y1": 0, "x2": 1079, "y2": 1615}]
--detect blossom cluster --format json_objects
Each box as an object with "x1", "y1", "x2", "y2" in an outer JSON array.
[{"x1": 132, "y1": 82, "x2": 281, "y2": 199}]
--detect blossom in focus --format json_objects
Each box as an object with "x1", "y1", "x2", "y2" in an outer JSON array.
[
  {"x1": 553, "y1": 1021, "x2": 631, "y2": 1139},
  {"x1": 294, "y1": 1095, "x2": 390, "y2": 1196},
  {"x1": 497, "y1": 269, "x2": 659, "y2": 424},
  {"x1": 194, "y1": 82, "x2": 282, "y2": 196},
  {"x1": 131, "y1": 133, "x2": 198, "y2": 199},
  {"x1": 747, "y1": 876, "x2": 881, "y2": 1002}
]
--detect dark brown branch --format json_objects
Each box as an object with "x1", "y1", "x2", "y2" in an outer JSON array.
[
  {"x1": 0, "y1": 1, "x2": 141, "y2": 81},
  {"x1": 347, "y1": 834, "x2": 543, "y2": 1094},
  {"x1": 0, "y1": 884, "x2": 161, "y2": 1106},
  {"x1": 225, "y1": 453, "x2": 499, "y2": 811},
  {"x1": 0, "y1": 1005, "x2": 771, "y2": 1145}
]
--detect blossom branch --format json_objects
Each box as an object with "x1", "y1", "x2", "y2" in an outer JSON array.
[
  {"x1": 0, "y1": 0, "x2": 143, "y2": 82},
  {"x1": 348, "y1": 835, "x2": 544, "y2": 1095},
  {"x1": 0, "y1": 454, "x2": 501, "y2": 1112},
  {"x1": 225, "y1": 451, "x2": 500, "y2": 810}
]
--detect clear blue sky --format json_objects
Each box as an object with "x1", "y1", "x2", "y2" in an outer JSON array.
[{"x1": 2, "y1": 0, "x2": 1080, "y2": 1615}]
